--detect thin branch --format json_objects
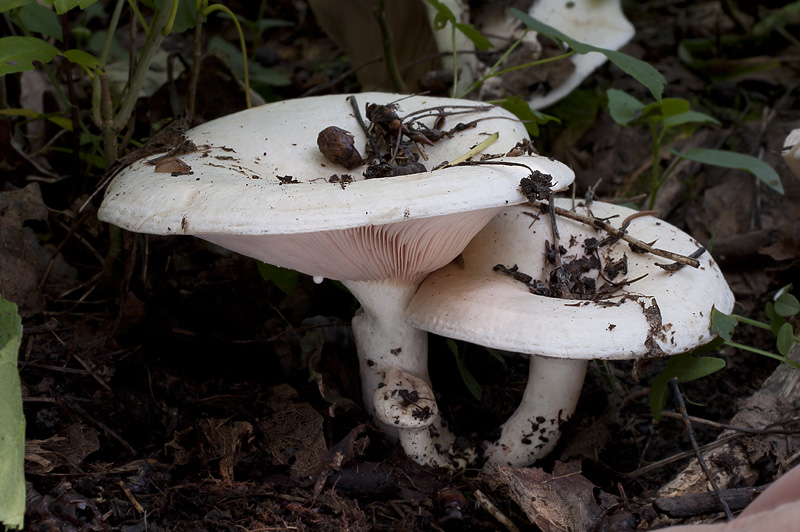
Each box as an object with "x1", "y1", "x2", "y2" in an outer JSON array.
[
  {"x1": 346, "y1": 95, "x2": 381, "y2": 158},
  {"x1": 660, "y1": 411, "x2": 800, "y2": 435},
  {"x1": 669, "y1": 378, "x2": 734, "y2": 520},
  {"x1": 532, "y1": 200, "x2": 702, "y2": 268}
]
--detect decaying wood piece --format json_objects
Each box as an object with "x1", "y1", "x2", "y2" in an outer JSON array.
[
  {"x1": 653, "y1": 486, "x2": 765, "y2": 518},
  {"x1": 655, "y1": 344, "x2": 800, "y2": 499},
  {"x1": 487, "y1": 461, "x2": 606, "y2": 532}
]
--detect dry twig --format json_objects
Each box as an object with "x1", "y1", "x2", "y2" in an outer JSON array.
[{"x1": 532, "y1": 200, "x2": 702, "y2": 268}]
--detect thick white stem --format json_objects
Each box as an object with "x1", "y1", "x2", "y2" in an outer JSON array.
[
  {"x1": 342, "y1": 280, "x2": 428, "y2": 417},
  {"x1": 484, "y1": 357, "x2": 588, "y2": 467},
  {"x1": 342, "y1": 280, "x2": 464, "y2": 466}
]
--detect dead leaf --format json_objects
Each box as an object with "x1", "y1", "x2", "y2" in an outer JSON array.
[
  {"x1": 262, "y1": 386, "x2": 328, "y2": 483},
  {"x1": 25, "y1": 423, "x2": 100, "y2": 474},
  {"x1": 199, "y1": 418, "x2": 253, "y2": 483},
  {"x1": 488, "y1": 460, "x2": 604, "y2": 532},
  {"x1": 313, "y1": 424, "x2": 369, "y2": 496}
]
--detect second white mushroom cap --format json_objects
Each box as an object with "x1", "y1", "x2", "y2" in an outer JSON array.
[{"x1": 407, "y1": 200, "x2": 734, "y2": 358}]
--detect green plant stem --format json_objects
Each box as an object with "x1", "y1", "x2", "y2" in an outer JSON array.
[
  {"x1": 456, "y1": 38, "x2": 574, "y2": 99},
  {"x1": 648, "y1": 120, "x2": 661, "y2": 209},
  {"x1": 101, "y1": 0, "x2": 126, "y2": 65},
  {"x1": 40, "y1": 62, "x2": 71, "y2": 109},
  {"x1": 163, "y1": 0, "x2": 180, "y2": 35},
  {"x1": 246, "y1": 0, "x2": 269, "y2": 62},
  {"x1": 126, "y1": 0, "x2": 150, "y2": 35},
  {"x1": 723, "y1": 340, "x2": 800, "y2": 370},
  {"x1": 734, "y1": 315, "x2": 800, "y2": 342},
  {"x1": 112, "y1": 0, "x2": 176, "y2": 132},
  {"x1": 492, "y1": 49, "x2": 575, "y2": 78},
  {"x1": 201, "y1": 4, "x2": 251, "y2": 108},
  {"x1": 91, "y1": 76, "x2": 102, "y2": 127},
  {"x1": 734, "y1": 315, "x2": 773, "y2": 330},
  {"x1": 188, "y1": 8, "x2": 204, "y2": 117},
  {"x1": 373, "y1": 0, "x2": 406, "y2": 93},
  {"x1": 62, "y1": 13, "x2": 81, "y2": 184},
  {"x1": 99, "y1": 74, "x2": 117, "y2": 169},
  {"x1": 457, "y1": 33, "x2": 526, "y2": 98},
  {"x1": 450, "y1": 24, "x2": 457, "y2": 97}
]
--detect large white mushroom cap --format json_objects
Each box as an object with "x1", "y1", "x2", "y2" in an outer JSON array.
[
  {"x1": 407, "y1": 200, "x2": 735, "y2": 359},
  {"x1": 98, "y1": 92, "x2": 574, "y2": 283}
]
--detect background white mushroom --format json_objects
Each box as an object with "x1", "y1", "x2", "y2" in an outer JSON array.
[
  {"x1": 97, "y1": 92, "x2": 574, "y2": 464},
  {"x1": 783, "y1": 128, "x2": 800, "y2": 179},
  {"x1": 406, "y1": 200, "x2": 735, "y2": 467},
  {"x1": 308, "y1": 0, "x2": 634, "y2": 107},
  {"x1": 526, "y1": 0, "x2": 635, "y2": 109}
]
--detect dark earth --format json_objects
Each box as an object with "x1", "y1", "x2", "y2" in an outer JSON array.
[{"x1": 2, "y1": 0, "x2": 800, "y2": 530}]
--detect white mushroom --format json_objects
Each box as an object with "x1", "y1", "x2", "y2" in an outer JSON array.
[
  {"x1": 782, "y1": 128, "x2": 800, "y2": 179},
  {"x1": 97, "y1": 92, "x2": 574, "y2": 464},
  {"x1": 527, "y1": 0, "x2": 636, "y2": 109},
  {"x1": 406, "y1": 199, "x2": 735, "y2": 467}
]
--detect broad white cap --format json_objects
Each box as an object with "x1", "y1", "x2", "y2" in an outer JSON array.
[
  {"x1": 407, "y1": 200, "x2": 735, "y2": 358},
  {"x1": 98, "y1": 93, "x2": 574, "y2": 283}
]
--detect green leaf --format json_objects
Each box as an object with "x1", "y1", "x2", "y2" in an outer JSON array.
[
  {"x1": 774, "y1": 284, "x2": 794, "y2": 300},
  {"x1": 672, "y1": 147, "x2": 784, "y2": 195},
  {"x1": 257, "y1": 262, "x2": 300, "y2": 296},
  {"x1": 454, "y1": 22, "x2": 492, "y2": 51},
  {"x1": 689, "y1": 335, "x2": 725, "y2": 354},
  {"x1": 0, "y1": 298, "x2": 25, "y2": 530},
  {"x1": 0, "y1": 107, "x2": 37, "y2": 118},
  {"x1": 774, "y1": 293, "x2": 800, "y2": 318},
  {"x1": 51, "y1": 0, "x2": 98, "y2": 15},
  {"x1": 257, "y1": 18, "x2": 294, "y2": 33},
  {"x1": 207, "y1": 37, "x2": 290, "y2": 87},
  {"x1": 16, "y1": 2, "x2": 62, "y2": 41},
  {"x1": 446, "y1": 340, "x2": 482, "y2": 401},
  {"x1": 649, "y1": 353, "x2": 726, "y2": 420},
  {"x1": 495, "y1": 94, "x2": 559, "y2": 136},
  {"x1": 606, "y1": 88, "x2": 643, "y2": 125},
  {"x1": 511, "y1": 8, "x2": 665, "y2": 102},
  {"x1": 423, "y1": 0, "x2": 455, "y2": 28},
  {"x1": 644, "y1": 97, "x2": 690, "y2": 119},
  {"x1": 423, "y1": 0, "x2": 492, "y2": 50},
  {"x1": 0, "y1": 0, "x2": 33, "y2": 13},
  {"x1": 777, "y1": 322, "x2": 795, "y2": 357},
  {"x1": 764, "y1": 301, "x2": 784, "y2": 336},
  {"x1": 0, "y1": 107, "x2": 72, "y2": 130},
  {"x1": 249, "y1": 64, "x2": 291, "y2": 87},
  {"x1": 159, "y1": 0, "x2": 196, "y2": 34},
  {"x1": 0, "y1": 36, "x2": 60, "y2": 76},
  {"x1": 64, "y1": 49, "x2": 102, "y2": 76},
  {"x1": 661, "y1": 110, "x2": 721, "y2": 129},
  {"x1": 711, "y1": 306, "x2": 737, "y2": 341}
]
